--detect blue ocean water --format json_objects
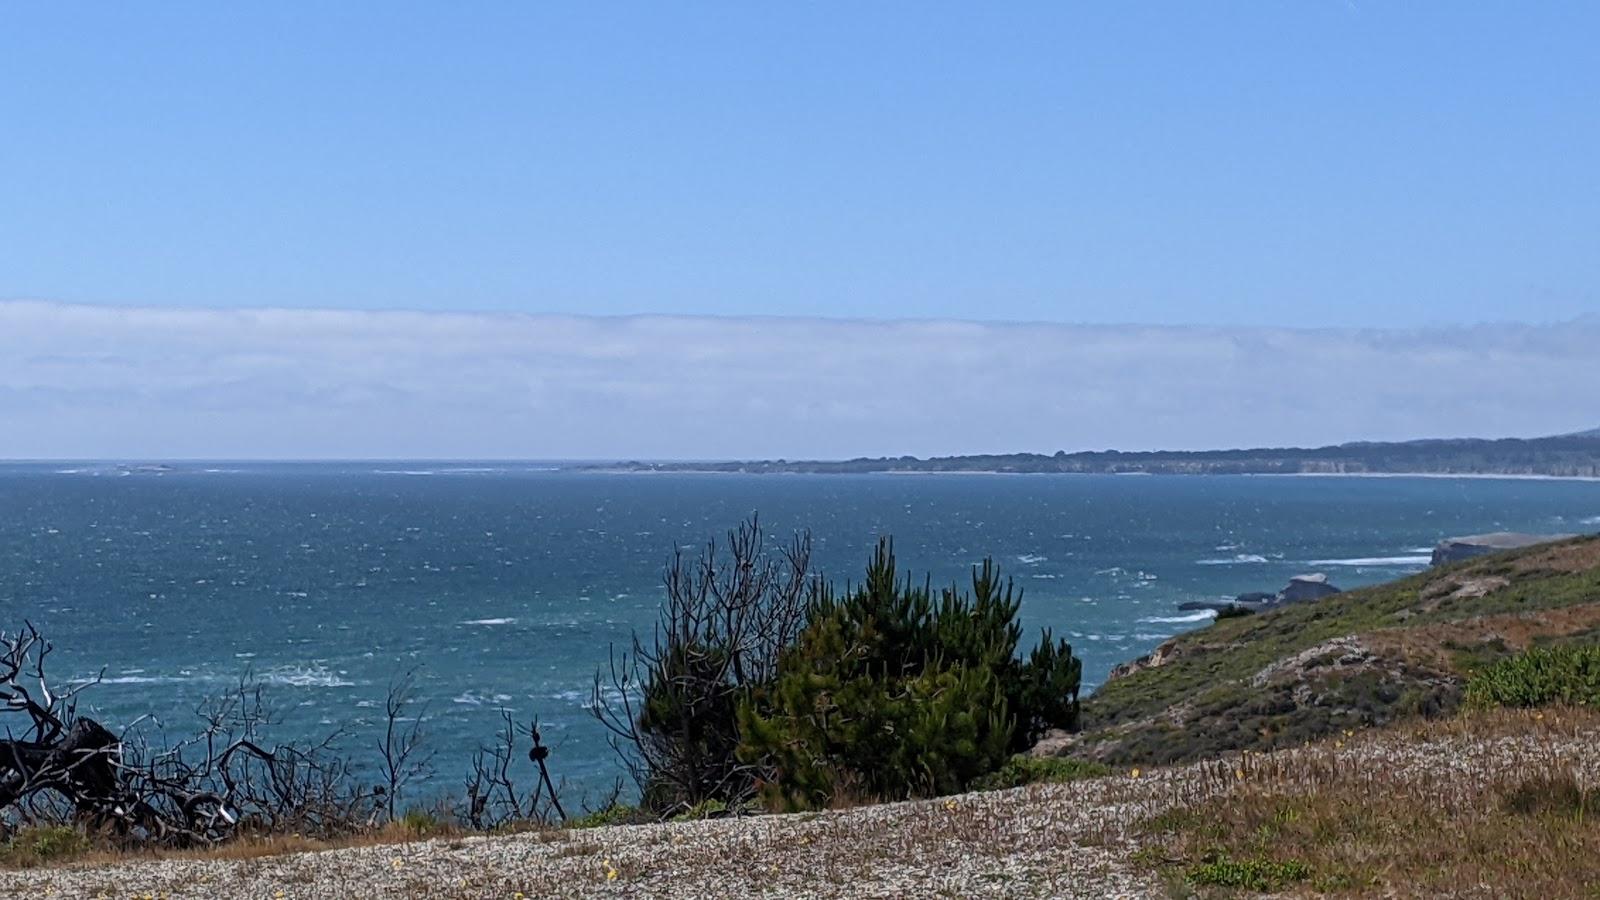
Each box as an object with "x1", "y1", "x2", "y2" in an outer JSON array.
[{"x1": 2, "y1": 464, "x2": 1598, "y2": 799}]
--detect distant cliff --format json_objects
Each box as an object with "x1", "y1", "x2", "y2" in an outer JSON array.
[{"x1": 581, "y1": 431, "x2": 1600, "y2": 477}]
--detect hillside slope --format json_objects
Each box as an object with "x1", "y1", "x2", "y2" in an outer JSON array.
[
  {"x1": 1058, "y1": 534, "x2": 1600, "y2": 765},
  {"x1": 6, "y1": 709, "x2": 1598, "y2": 898}
]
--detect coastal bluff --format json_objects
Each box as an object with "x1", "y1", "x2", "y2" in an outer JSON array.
[
  {"x1": 1431, "y1": 531, "x2": 1577, "y2": 566},
  {"x1": 1060, "y1": 534, "x2": 1600, "y2": 767}
]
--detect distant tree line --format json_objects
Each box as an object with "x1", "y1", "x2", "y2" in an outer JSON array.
[{"x1": 586, "y1": 432, "x2": 1600, "y2": 478}]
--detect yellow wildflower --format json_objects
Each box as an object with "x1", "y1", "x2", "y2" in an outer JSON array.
[
  {"x1": 1130, "y1": 768, "x2": 1141, "y2": 779},
  {"x1": 1235, "y1": 769, "x2": 1244, "y2": 781},
  {"x1": 604, "y1": 859, "x2": 619, "y2": 882}
]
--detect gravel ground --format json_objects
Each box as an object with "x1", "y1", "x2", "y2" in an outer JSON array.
[
  {"x1": 0, "y1": 778, "x2": 1162, "y2": 899},
  {"x1": 7, "y1": 714, "x2": 1597, "y2": 899}
]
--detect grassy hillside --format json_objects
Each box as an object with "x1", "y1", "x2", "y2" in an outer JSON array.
[{"x1": 1065, "y1": 534, "x2": 1600, "y2": 765}]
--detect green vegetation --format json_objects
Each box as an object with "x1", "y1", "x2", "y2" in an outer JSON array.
[
  {"x1": 737, "y1": 544, "x2": 1081, "y2": 810},
  {"x1": 0, "y1": 826, "x2": 91, "y2": 868},
  {"x1": 565, "y1": 804, "x2": 644, "y2": 829},
  {"x1": 1185, "y1": 853, "x2": 1311, "y2": 891},
  {"x1": 1133, "y1": 710, "x2": 1600, "y2": 897},
  {"x1": 671, "y1": 798, "x2": 730, "y2": 821},
  {"x1": 970, "y1": 754, "x2": 1110, "y2": 790},
  {"x1": 1466, "y1": 644, "x2": 1600, "y2": 709},
  {"x1": 597, "y1": 522, "x2": 1083, "y2": 815},
  {"x1": 398, "y1": 808, "x2": 447, "y2": 836},
  {"x1": 1075, "y1": 535, "x2": 1600, "y2": 765}
]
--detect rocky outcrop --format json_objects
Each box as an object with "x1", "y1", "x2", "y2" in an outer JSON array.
[
  {"x1": 1431, "y1": 532, "x2": 1576, "y2": 566},
  {"x1": 1106, "y1": 636, "x2": 1186, "y2": 682},
  {"x1": 1175, "y1": 574, "x2": 1342, "y2": 617},
  {"x1": 1280, "y1": 573, "x2": 1339, "y2": 604}
]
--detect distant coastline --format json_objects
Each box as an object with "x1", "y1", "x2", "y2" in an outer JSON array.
[{"x1": 569, "y1": 429, "x2": 1600, "y2": 479}]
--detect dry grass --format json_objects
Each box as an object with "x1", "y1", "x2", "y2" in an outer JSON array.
[
  {"x1": 1507, "y1": 538, "x2": 1600, "y2": 575},
  {"x1": 5, "y1": 707, "x2": 1599, "y2": 897},
  {"x1": 1367, "y1": 602, "x2": 1600, "y2": 673},
  {"x1": 0, "y1": 817, "x2": 553, "y2": 872},
  {"x1": 1134, "y1": 707, "x2": 1600, "y2": 898}
]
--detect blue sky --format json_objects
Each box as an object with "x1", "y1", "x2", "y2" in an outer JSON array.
[
  {"x1": 3, "y1": 3, "x2": 1595, "y2": 326},
  {"x1": 2, "y1": 6, "x2": 1596, "y2": 458}
]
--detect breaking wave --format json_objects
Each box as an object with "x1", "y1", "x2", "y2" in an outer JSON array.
[
  {"x1": 1307, "y1": 555, "x2": 1431, "y2": 567},
  {"x1": 1139, "y1": 610, "x2": 1217, "y2": 624},
  {"x1": 1197, "y1": 554, "x2": 1269, "y2": 565}
]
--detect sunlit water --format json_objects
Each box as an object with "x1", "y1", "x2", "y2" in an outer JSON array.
[{"x1": 3, "y1": 464, "x2": 1597, "y2": 799}]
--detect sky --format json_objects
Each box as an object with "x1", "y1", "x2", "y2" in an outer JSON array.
[{"x1": 1, "y1": 5, "x2": 1596, "y2": 458}]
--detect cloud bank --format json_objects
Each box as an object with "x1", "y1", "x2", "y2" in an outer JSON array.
[{"x1": 0, "y1": 301, "x2": 1594, "y2": 460}]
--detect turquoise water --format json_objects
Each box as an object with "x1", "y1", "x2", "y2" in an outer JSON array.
[{"x1": 2, "y1": 464, "x2": 1597, "y2": 797}]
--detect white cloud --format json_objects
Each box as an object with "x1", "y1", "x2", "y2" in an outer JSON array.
[{"x1": 0, "y1": 301, "x2": 1594, "y2": 459}]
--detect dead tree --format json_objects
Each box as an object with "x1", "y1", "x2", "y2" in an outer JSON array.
[
  {"x1": 0, "y1": 623, "x2": 372, "y2": 846},
  {"x1": 462, "y1": 710, "x2": 566, "y2": 829},
  {"x1": 589, "y1": 516, "x2": 815, "y2": 816},
  {"x1": 376, "y1": 670, "x2": 433, "y2": 821}
]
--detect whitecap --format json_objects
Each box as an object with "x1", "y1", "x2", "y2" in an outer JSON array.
[
  {"x1": 1307, "y1": 555, "x2": 1431, "y2": 567},
  {"x1": 98, "y1": 675, "x2": 189, "y2": 685},
  {"x1": 1139, "y1": 611, "x2": 1217, "y2": 624},
  {"x1": 260, "y1": 665, "x2": 356, "y2": 688},
  {"x1": 1581, "y1": 516, "x2": 1600, "y2": 525},
  {"x1": 1015, "y1": 554, "x2": 1047, "y2": 565},
  {"x1": 461, "y1": 617, "x2": 517, "y2": 626},
  {"x1": 1196, "y1": 554, "x2": 1268, "y2": 565}
]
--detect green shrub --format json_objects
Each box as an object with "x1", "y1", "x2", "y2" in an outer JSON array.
[
  {"x1": 0, "y1": 826, "x2": 92, "y2": 867},
  {"x1": 398, "y1": 807, "x2": 445, "y2": 836},
  {"x1": 1186, "y1": 853, "x2": 1311, "y2": 891},
  {"x1": 735, "y1": 540, "x2": 1081, "y2": 810},
  {"x1": 972, "y1": 755, "x2": 1111, "y2": 790},
  {"x1": 1464, "y1": 644, "x2": 1600, "y2": 709},
  {"x1": 671, "y1": 798, "x2": 730, "y2": 821},
  {"x1": 567, "y1": 803, "x2": 644, "y2": 829}
]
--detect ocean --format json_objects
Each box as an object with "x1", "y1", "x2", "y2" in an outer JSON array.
[{"x1": 3, "y1": 463, "x2": 1598, "y2": 800}]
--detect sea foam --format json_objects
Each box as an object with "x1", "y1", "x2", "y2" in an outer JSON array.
[
  {"x1": 1196, "y1": 554, "x2": 1269, "y2": 565},
  {"x1": 1139, "y1": 610, "x2": 1217, "y2": 624},
  {"x1": 1307, "y1": 555, "x2": 1431, "y2": 567}
]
